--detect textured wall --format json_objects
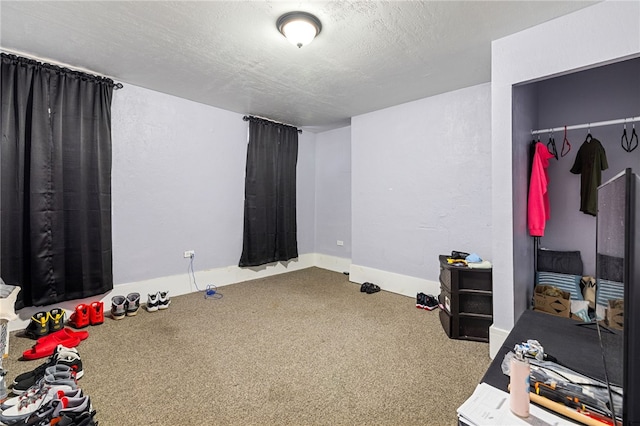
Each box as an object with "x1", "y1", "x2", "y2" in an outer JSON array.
[
  {"x1": 111, "y1": 84, "x2": 316, "y2": 285},
  {"x1": 296, "y1": 131, "x2": 317, "y2": 255},
  {"x1": 351, "y1": 83, "x2": 492, "y2": 283},
  {"x1": 512, "y1": 83, "x2": 539, "y2": 318},
  {"x1": 315, "y1": 126, "x2": 352, "y2": 258}
]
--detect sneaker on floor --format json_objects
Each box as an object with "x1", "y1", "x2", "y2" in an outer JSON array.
[
  {"x1": 365, "y1": 283, "x2": 380, "y2": 294},
  {"x1": 48, "y1": 309, "x2": 66, "y2": 334},
  {"x1": 24, "y1": 312, "x2": 50, "y2": 340},
  {"x1": 56, "y1": 409, "x2": 97, "y2": 426},
  {"x1": 88, "y1": 301, "x2": 104, "y2": 326},
  {"x1": 0, "y1": 387, "x2": 49, "y2": 424},
  {"x1": 13, "y1": 394, "x2": 90, "y2": 426},
  {"x1": 52, "y1": 395, "x2": 92, "y2": 422},
  {"x1": 11, "y1": 397, "x2": 61, "y2": 426},
  {"x1": 416, "y1": 292, "x2": 426, "y2": 309},
  {"x1": 68, "y1": 304, "x2": 90, "y2": 329},
  {"x1": 2, "y1": 384, "x2": 80, "y2": 412},
  {"x1": 12, "y1": 365, "x2": 72, "y2": 396},
  {"x1": 0, "y1": 385, "x2": 78, "y2": 424},
  {"x1": 110, "y1": 295, "x2": 126, "y2": 320},
  {"x1": 125, "y1": 293, "x2": 140, "y2": 316},
  {"x1": 158, "y1": 291, "x2": 171, "y2": 310},
  {"x1": 13, "y1": 345, "x2": 82, "y2": 385},
  {"x1": 146, "y1": 292, "x2": 159, "y2": 312},
  {"x1": 423, "y1": 294, "x2": 439, "y2": 311},
  {"x1": 12, "y1": 367, "x2": 77, "y2": 396}
]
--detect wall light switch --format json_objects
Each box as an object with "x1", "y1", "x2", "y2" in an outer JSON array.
[{"x1": 337, "y1": 240, "x2": 344, "y2": 246}]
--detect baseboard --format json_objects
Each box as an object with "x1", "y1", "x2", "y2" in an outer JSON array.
[
  {"x1": 348, "y1": 263, "x2": 440, "y2": 298},
  {"x1": 489, "y1": 324, "x2": 510, "y2": 359},
  {"x1": 314, "y1": 254, "x2": 351, "y2": 274}
]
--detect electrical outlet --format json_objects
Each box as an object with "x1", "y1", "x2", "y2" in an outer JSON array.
[
  {"x1": 183, "y1": 250, "x2": 195, "y2": 258},
  {"x1": 337, "y1": 240, "x2": 344, "y2": 246}
]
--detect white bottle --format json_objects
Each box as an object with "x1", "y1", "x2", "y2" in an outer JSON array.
[{"x1": 509, "y1": 349, "x2": 531, "y2": 417}]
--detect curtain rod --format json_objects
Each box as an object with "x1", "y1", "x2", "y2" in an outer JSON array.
[
  {"x1": 243, "y1": 115, "x2": 302, "y2": 133},
  {"x1": 531, "y1": 116, "x2": 640, "y2": 135},
  {"x1": 1, "y1": 49, "x2": 123, "y2": 90}
]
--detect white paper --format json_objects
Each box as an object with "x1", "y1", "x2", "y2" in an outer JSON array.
[{"x1": 457, "y1": 382, "x2": 580, "y2": 426}]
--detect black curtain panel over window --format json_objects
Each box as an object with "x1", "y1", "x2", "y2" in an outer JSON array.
[
  {"x1": 0, "y1": 53, "x2": 115, "y2": 308},
  {"x1": 239, "y1": 117, "x2": 299, "y2": 267}
]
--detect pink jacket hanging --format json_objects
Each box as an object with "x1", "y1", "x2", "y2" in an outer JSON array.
[{"x1": 528, "y1": 142, "x2": 555, "y2": 236}]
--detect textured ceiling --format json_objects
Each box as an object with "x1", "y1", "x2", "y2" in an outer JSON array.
[{"x1": 1, "y1": 1, "x2": 598, "y2": 132}]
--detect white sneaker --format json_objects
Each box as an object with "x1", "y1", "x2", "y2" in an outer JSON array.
[
  {"x1": 158, "y1": 291, "x2": 171, "y2": 310},
  {"x1": 0, "y1": 385, "x2": 77, "y2": 424},
  {"x1": 2, "y1": 387, "x2": 81, "y2": 410},
  {"x1": 146, "y1": 292, "x2": 159, "y2": 312}
]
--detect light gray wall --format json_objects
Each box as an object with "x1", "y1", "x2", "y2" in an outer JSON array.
[
  {"x1": 535, "y1": 58, "x2": 640, "y2": 276},
  {"x1": 315, "y1": 126, "x2": 351, "y2": 258},
  {"x1": 297, "y1": 131, "x2": 317, "y2": 255},
  {"x1": 512, "y1": 83, "x2": 539, "y2": 313},
  {"x1": 111, "y1": 84, "x2": 316, "y2": 285},
  {"x1": 351, "y1": 83, "x2": 492, "y2": 282}
]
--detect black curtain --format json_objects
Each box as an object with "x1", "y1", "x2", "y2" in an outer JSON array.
[
  {"x1": 239, "y1": 117, "x2": 299, "y2": 267},
  {"x1": 1, "y1": 53, "x2": 114, "y2": 308}
]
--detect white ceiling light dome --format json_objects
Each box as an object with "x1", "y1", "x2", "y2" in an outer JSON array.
[{"x1": 277, "y1": 11, "x2": 322, "y2": 48}]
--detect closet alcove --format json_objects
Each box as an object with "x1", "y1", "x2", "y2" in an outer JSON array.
[{"x1": 512, "y1": 57, "x2": 640, "y2": 296}]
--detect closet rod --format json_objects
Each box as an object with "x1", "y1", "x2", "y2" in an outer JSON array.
[{"x1": 531, "y1": 116, "x2": 640, "y2": 135}]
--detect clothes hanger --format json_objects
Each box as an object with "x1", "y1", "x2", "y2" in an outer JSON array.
[
  {"x1": 585, "y1": 124, "x2": 593, "y2": 143},
  {"x1": 547, "y1": 131, "x2": 558, "y2": 159},
  {"x1": 561, "y1": 125, "x2": 571, "y2": 157},
  {"x1": 622, "y1": 122, "x2": 638, "y2": 152}
]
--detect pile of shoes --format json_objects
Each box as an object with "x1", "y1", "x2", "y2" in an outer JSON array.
[
  {"x1": 108, "y1": 291, "x2": 172, "y2": 318},
  {"x1": 22, "y1": 325, "x2": 89, "y2": 361},
  {"x1": 1, "y1": 345, "x2": 96, "y2": 425},
  {"x1": 360, "y1": 282, "x2": 381, "y2": 294},
  {"x1": 416, "y1": 293, "x2": 439, "y2": 311}
]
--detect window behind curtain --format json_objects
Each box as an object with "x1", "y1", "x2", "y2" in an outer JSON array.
[
  {"x1": 1, "y1": 53, "x2": 115, "y2": 308},
  {"x1": 239, "y1": 117, "x2": 299, "y2": 267}
]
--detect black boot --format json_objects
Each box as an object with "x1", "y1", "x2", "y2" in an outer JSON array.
[
  {"x1": 48, "y1": 308, "x2": 66, "y2": 333},
  {"x1": 24, "y1": 311, "x2": 50, "y2": 339}
]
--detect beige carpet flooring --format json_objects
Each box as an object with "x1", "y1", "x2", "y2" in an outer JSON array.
[{"x1": 3, "y1": 267, "x2": 491, "y2": 425}]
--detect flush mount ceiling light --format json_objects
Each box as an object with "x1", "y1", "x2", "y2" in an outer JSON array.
[{"x1": 276, "y1": 11, "x2": 322, "y2": 48}]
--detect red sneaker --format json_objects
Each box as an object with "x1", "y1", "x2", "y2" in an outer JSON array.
[
  {"x1": 89, "y1": 301, "x2": 104, "y2": 325},
  {"x1": 68, "y1": 304, "x2": 90, "y2": 329}
]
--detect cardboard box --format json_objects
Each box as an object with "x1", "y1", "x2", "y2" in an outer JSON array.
[
  {"x1": 533, "y1": 308, "x2": 583, "y2": 321},
  {"x1": 606, "y1": 299, "x2": 624, "y2": 330},
  {"x1": 534, "y1": 285, "x2": 571, "y2": 318}
]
